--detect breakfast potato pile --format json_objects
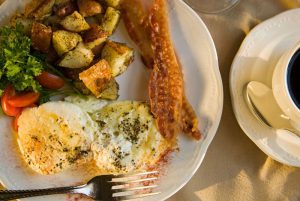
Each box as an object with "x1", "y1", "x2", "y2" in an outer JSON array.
[{"x1": 14, "y1": 0, "x2": 133, "y2": 100}]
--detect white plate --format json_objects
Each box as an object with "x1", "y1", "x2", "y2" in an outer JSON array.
[
  {"x1": 230, "y1": 8, "x2": 300, "y2": 167},
  {"x1": 0, "y1": 0, "x2": 223, "y2": 200}
]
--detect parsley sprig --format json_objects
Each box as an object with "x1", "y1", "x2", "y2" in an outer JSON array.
[{"x1": 0, "y1": 23, "x2": 44, "y2": 95}]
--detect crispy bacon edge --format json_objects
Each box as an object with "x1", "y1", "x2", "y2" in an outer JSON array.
[
  {"x1": 148, "y1": 0, "x2": 183, "y2": 140},
  {"x1": 121, "y1": 0, "x2": 154, "y2": 68},
  {"x1": 182, "y1": 95, "x2": 201, "y2": 140},
  {"x1": 121, "y1": 0, "x2": 202, "y2": 141}
]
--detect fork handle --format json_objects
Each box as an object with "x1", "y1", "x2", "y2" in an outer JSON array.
[{"x1": 0, "y1": 186, "x2": 81, "y2": 200}]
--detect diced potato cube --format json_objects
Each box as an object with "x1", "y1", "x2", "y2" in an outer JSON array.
[
  {"x1": 79, "y1": 59, "x2": 112, "y2": 98},
  {"x1": 59, "y1": 43, "x2": 94, "y2": 68},
  {"x1": 55, "y1": 1, "x2": 77, "y2": 18},
  {"x1": 53, "y1": 30, "x2": 82, "y2": 56},
  {"x1": 83, "y1": 24, "x2": 108, "y2": 43},
  {"x1": 31, "y1": 22, "x2": 52, "y2": 53},
  {"x1": 73, "y1": 81, "x2": 92, "y2": 95},
  {"x1": 72, "y1": 79, "x2": 119, "y2": 99},
  {"x1": 29, "y1": 0, "x2": 55, "y2": 20},
  {"x1": 105, "y1": 0, "x2": 121, "y2": 8},
  {"x1": 60, "y1": 11, "x2": 90, "y2": 32},
  {"x1": 101, "y1": 40, "x2": 134, "y2": 77},
  {"x1": 86, "y1": 38, "x2": 106, "y2": 56},
  {"x1": 77, "y1": 0, "x2": 103, "y2": 17},
  {"x1": 101, "y1": 7, "x2": 120, "y2": 35},
  {"x1": 83, "y1": 24, "x2": 108, "y2": 53},
  {"x1": 99, "y1": 78, "x2": 119, "y2": 100}
]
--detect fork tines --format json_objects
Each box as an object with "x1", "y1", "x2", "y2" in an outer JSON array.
[{"x1": 111, "y1": 171, "x2": 160, "y2": 201}]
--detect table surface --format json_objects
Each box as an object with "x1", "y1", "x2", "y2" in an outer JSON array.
[
  {"x1": 168, "y1": 0, "x2": 300, "y2": 201},
  {"x1": 1, "y1": 0, "x2": 300, "y2": 201}
]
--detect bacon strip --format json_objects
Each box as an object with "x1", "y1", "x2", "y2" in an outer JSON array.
[
  {"x1": 182, "y1": 95, "x2": 201, "y2": 140},
  {"x1": 148, "y1": 0, "x2": 183, "y2": 140},
  {"x1": 121, "y1": 0, "x2": 154, "y2": 68},
  {"x1": 122, "y1": 0, "x2": 202, "y2": 140}
]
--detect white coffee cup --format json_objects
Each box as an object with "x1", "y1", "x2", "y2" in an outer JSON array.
[{"x1": 272, "y1": 42, "x2": 300, "y2": 131}]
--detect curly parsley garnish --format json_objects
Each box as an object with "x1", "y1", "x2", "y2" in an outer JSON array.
[{"x1": 0, "y1": 23, "x2": 44, "y2": 95}]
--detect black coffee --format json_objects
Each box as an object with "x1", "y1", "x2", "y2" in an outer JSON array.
[{"x1": 287, "y1": 49, "x2": 300, "y2": 109}]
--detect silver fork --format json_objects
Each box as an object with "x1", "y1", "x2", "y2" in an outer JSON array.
[{"x1": 0, "y1": 171, "x2": 160, "y2": 201}]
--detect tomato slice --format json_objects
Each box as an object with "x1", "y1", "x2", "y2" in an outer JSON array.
[
  {"x1": 8, "y1": 92, "x2": 40, "y2": 107},
  {"x1": 1, "y1": 85, "x2": 22, "y2": 117},
  {"x1": 36, "y1": 71, "x2": 65, "y2": 89}
]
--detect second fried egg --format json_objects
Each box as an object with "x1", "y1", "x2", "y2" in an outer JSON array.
[{"x1": 91, "y1": 101, "x2": 172, "y2": 174}]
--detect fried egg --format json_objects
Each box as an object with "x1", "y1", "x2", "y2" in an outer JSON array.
[
  {"x1": 91, "y1": 101, "x2": 172, "y2": 174},
  {"x1": 18, "y1": 102, "x2": 97, "y2": 175}
]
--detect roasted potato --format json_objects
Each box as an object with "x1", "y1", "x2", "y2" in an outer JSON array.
[
  {"x1": 83, "y1": 24, "x2": 108, "y2": 54},
  {"x1": 101, "y1": 40, "x2": 134, "y2": 77},
  {"x1": 73, "y1": 79, "x2": 118, "y2": 99},
  {"x1": 101, "y1": 7, "x2": 120, "y2": 35},
  {"x1": 99, "y1": 78, "x2": 119, "y2": 100},
  {"x1": 79, "y1": 59, "x2": 112, "y2": 98},
  {"x1": 60, "y1": 11, "x2": 90, "y2": 32},
  {"x1": 83, "y1": 24, "x2": 108, "y2": 43},
  {"x1": 86, "y1": 39, "x2": 106, "y2": 56},
  {"x1": 59, "y1": 43, "x2": 94, "y2": 68},
  {"x1": 105, "y1": 0, "x2": 121, "y2": 8},
  {"x1": 29, "y1": 0, "x2": 55, "y2": 20},
  {"x1": 73, "y1": 81, "x2": 92, "y2": 95},
  {"x1": 52, "y1": 30, "x2": 82, "y2": 56},
  {"x1": 55, "y1": 1, "x2": 77, "y2": 18},
  {"x1": 77, "y1": 0, "x2": 103, "y2": 17},
  {"x1": 31, "y1": 22, "x2": 52, "y2": 53}
]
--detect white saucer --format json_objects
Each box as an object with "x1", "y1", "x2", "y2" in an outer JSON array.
[{"x1": 230, "y1": 8, "x2": 300, "y2": 167}]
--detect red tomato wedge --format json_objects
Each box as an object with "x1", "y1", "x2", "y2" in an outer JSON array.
[
  {"x1": 8, "y1": 92, "x2": 40, "y2": 107},
  {"x1": 1, "y1": 85, "x2": 21, "y2": 117},
  {"x1": 36, "y1": 71, "x2": 65, "y2": 89}
]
